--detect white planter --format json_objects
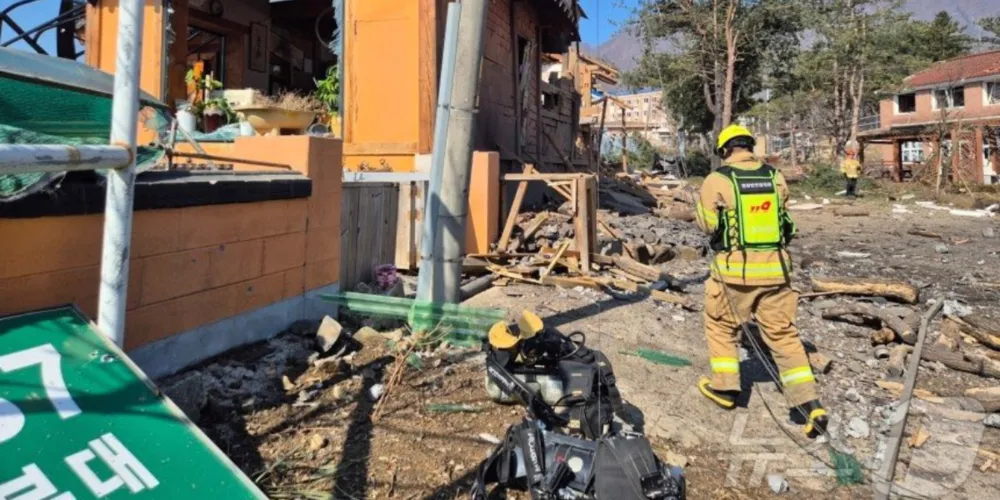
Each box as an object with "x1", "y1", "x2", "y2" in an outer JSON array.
[{"x1": 177, "y1": 109, "x2": 198, "y2": 134}]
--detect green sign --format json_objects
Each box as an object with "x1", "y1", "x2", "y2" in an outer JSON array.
[{"x1": 0, "y1": 306, "x2": 266, "y2": 499}]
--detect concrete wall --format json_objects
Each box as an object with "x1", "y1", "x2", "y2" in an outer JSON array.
[{"x1": 0, "y1": 136, "x2": 342, "y2": 377}]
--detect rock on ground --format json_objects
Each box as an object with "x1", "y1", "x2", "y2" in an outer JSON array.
[{"x1": 315, "y1": 315, "x2": 344, "y2": 353}]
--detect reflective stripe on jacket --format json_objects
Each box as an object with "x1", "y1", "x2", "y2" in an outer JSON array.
[{"x1": 696, "y1": 151, "x2": 793, "y2": 286}]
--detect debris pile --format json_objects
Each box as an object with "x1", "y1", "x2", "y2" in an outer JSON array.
[{"x1": 799, "y1": 273, "x2": 1000, "y2": 472}]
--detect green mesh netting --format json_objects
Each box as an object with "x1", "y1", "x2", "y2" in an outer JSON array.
[{"x1": 0, "y1": 48, "x2": 172, "y2": 201}]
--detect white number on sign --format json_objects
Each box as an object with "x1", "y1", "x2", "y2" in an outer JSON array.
[{"x1": 0, "y1": 345, "x2": 82, "y2": 445}]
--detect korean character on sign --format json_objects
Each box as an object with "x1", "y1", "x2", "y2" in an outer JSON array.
[
  {"x1": 65, "y1": 433, "x2": 158, "y2": 498},
  {"x1": 0, "y1": 464, "x2": 75, "y2": 500}
]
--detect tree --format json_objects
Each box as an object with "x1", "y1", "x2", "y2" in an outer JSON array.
[
  {"x1": 911, "y1": 11, "x2": 972, "y2": 62},
  {"x1": 626, "y1": 0, "x2": 800, "y2": 144},
  {"x1": 788, "y1": 0, "x2": 923, "y2": 153},
  {"x1": 980, "y1": 16, "x2": 1000, "y2": 47}
]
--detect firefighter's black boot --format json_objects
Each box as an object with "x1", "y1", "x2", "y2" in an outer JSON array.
[{"x1": 799, "y1": 400, "x2": 829, "y2": 439}]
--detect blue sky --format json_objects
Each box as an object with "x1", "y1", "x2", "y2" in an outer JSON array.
[
  {"x1": 2, "y1": 0, "x2": 66, "y2": 54},
  {"x1": 579, "y1": 0, "x2": 636, "y2": 46},
  {"x1": 5, "y1": 0, "x2": 633, "y2": 53}
]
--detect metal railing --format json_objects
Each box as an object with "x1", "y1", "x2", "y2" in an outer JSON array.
[
  {"x1": 0, "y1": 0, "x2": 87, "y2": 59},
  {"x1": 859, "y1": 114, "x2": 881, "y2": 132},
  {"x1": 0, "y1": 0, "x2": 143, "y2": 347}
]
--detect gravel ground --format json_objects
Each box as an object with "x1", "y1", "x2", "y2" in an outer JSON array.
[{"x1": 161, "y1": 192, "x2": 1000, "y2": 499}]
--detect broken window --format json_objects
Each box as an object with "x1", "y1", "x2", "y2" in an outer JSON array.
[
  {"x1": 542, "y1": 92, "x2": 561, "y2": 110},
  {"x1": 934, "y1": 86, "x2": 965, "y2": 109},
  {"x1": 896, "y1": 93, "x2": 916, "y2": 114},
  {"x1": 986, "y1": 82, "x2": 1000, "y2": 106}
]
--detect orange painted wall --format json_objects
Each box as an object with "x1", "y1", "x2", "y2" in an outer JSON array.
[
  {"x1": 466, "y1": 151, "x2": 500, "y2": 254},
  {"x1": 85, "y1": 0, "x2": 167, "y2": 99},
  {"x1": 342, "y1": 0, "x2": 431, "y2": 172},
  {"x1": 0, "y1": 136, "x2": 342, "y2": 351}
]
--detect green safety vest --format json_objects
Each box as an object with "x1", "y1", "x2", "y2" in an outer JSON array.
[{"x1": 712, "y1": 164, "x2": 796, "y2": 252}]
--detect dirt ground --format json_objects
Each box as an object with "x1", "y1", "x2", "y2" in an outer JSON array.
[{"x1": 172, "y1": 189, "x2": 1000, "y2": 499}]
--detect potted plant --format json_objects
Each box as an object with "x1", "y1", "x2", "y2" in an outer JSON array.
[
  {"x1": 234, "y1": 91, "x2": 323, "y2": 136},
  {"x1": 313, "y1": 66, "x2": 340, "y2": 134},
  {"x1": 183, "y1": 70, "x2": 228, "y2": 132},
  {"x1": 202, "y1": 96, "x2": 236, "y2": 133}
]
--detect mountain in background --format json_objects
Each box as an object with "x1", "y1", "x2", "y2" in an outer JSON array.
[{"x1": 586, "y1": 0, "x2": 1000, "y2": 77}]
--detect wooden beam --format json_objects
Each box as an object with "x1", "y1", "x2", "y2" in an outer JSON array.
[
  {"x1": 542, "y1": 241, "x2": 570, "y2": 278},
  {"x1": 504, "y1": 173, "x2": 588, "y2": 181},
  {"x1": 525, "y1": 164, "x2": 573, "y2": 200},
  {"x1": 498, "y1": 174, "x2": 530, "y2": 250},
  {"x1": 575, "y1": 175, "x2": 597, "y2": 273},
  {"x1": 418, "y1": 0, "x2": 437, "y2": 154}
]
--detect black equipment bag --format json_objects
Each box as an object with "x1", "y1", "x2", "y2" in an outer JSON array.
[
  {"x1": 471, "y1": 421, "x2": 685, "y2": 500},
  {"x1": 485, "y1": 328, "x2": 625, "y2": 439},
  {"x1": 594, "y1": 435, "x2": 685, "y2": 500}
]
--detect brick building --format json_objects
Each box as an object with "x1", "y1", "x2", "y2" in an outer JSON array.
[{"x1": 859, "y1": 50, "x2": 1000, "y2": 184}]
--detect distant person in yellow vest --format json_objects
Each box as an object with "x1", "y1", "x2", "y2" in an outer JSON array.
[
  {"x1": 694, "y1": 124, "x2": 828, "y2": 439},
  {"x1": 840, "y1": 151, "x2": 862, "y2": 198}
]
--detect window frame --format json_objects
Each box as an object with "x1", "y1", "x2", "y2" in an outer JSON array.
[
  {"x1": 933, "y1": 86, "x2": 965, "y2": 110},
  {"x1": 901, "y1": 141, "x2": 924, "y2": 164},
  {"x1": 894, "y1": 93, "x2": 916, "y2": 114},
  {"x1": 985, "y1": 81, "x2": 1000, "y2": 107}
]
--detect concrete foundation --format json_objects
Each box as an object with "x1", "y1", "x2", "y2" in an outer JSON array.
[{"x1": 129, "y1": 283, "x2": 340, "y2": 379}]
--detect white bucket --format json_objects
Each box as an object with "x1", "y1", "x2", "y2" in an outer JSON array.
[{"x1": 177, "y1": 109, "x2": 198, "y2": 134}]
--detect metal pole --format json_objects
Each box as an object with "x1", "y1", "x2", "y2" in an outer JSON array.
[
  {"x1": 97, "y1": 0, "x2": 144, "y2": 347},
  {"x1": 0, "y1": 145, "x2": 131, "y2": 174},
  {"x1": 415, "y1": 1, "x2": 462, "y2": 302},
  {"x1": 428, "y1": 0, "x2": 489, "y2": 303}
]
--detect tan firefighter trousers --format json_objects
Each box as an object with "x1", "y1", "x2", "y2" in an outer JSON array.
[{"x1": 703, "y1": 278, "x2": 818, "y2": 406}]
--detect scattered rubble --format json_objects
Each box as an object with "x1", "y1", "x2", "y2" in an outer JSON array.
[
  {"x1": 315, "y1": 315, "x2": 343, "y2": 353},
  {"x1": 767, "y1": 473, "x2": 789, "y2": 494},
  {"x1": 845, "y1": 418, "x2": 871, "y2": 439},
  {"x1": 162, "y1": 371, "x2": 207, "y2": 423}
]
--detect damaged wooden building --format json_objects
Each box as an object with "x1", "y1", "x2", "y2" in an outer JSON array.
[{"x1": 343, "y1": 0, "x2": 591, "y2": 173}]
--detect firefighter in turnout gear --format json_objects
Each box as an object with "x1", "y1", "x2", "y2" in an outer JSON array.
[
  {"x1": 840, "y1": 151, "x2": 862, "y2": 198},
  {"x1": 694, "y1": 124, "x2": 828, "y2": 438}
]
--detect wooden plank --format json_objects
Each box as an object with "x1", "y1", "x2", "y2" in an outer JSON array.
[
  {"x1": 360, "y1": 187, "x2": 383, "y2": 284},
  {"x1": 417, "y1": 0, "x2": 437, "y2": 154},
  {"x1": 522, "y1": 213, "x2": 550, "y2": 241},
  {"x1": 504, "y1": 173, "x2": 586, "y2": 181},
  {"x1": 499, "y1": 179, "x2": 529, "y2": 250},
  {"x1": 340, "y1": 187, "x2": 359, "y2": 290},
  {"x1": 575, "y1": 176, "x2": 597, "y2": 273},
  {"x1": 395, "y1": 182, "x2": 416, "y2": 269},
  {"x1": 413, "y1": 181, "x2": 426, "y2": 268},
  {"x1": 540, "y1": 275, "x2": 603, "y2": 290},
  {"x1": 524, "y1": 164, "x2": 572, "y2": 200},
  {"x1": 378, "y1": 185, "x2": 399, "y2": 267},
  {"x1": 542, "y1": 241, "x2": 570, "y2": 278},
  {"x1": 874, "y1": 301, "x2": 944, "y2": 500}
]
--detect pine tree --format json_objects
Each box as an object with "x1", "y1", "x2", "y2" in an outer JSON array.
[{"x1": 912, "y1": 11, "x2": 972, "y2": 62}]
